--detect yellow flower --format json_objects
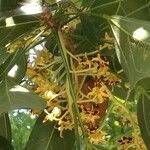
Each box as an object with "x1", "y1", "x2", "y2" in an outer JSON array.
[
  {"x1": 80, "y1": 112, "x2": 100, "y2": 132},
  {"x1": 58, "y1": 116, "x2": 73, "y2": 137},
  {"x1": 6, "y1": 40, "x2": 24, "y2": 53},
  {"x1": 104, "y1": 32, "x2": 113, "y2": 42},
  {"x1": 88, "y1": 130, "x2": 106, "y2": 144},
  {"x1": 26, "y1": 65, "x2": 37, "y2": 77},
  {"x1": 87, "y1": 85, "x2": 109, "y2": 104},
  {"x1": 44, "y1": 107, "x2": 61, "y2": 122},
  {"x1": 97, "y1": 66, "x2": 109, "y2": 76},
  {"x1": 35, "y1": 49, "x2": 53, "y2": 67}
]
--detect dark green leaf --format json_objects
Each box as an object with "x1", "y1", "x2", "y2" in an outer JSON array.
[
  {"x1": 0, "y1": 136, "x2": 14, "y2": 150},
  {"x1": 0, "y1": 48, "x2": 27, "y2": 83},
  {"x1": 25, "y1": 112, "x2": 75, "y2": 150},
  {"x1": 84, "y1": 0, "x2": 150, "y2": 18},
  {"x1": 74, "y1": 15, "x2": 102, "y2": 53},
  {"x1": 0, "y1": 0, "x2": 18, "y2": 11},
  {"x1": 0, "y1": 15, "x2": 39, "y2": 46},
  {"x1": 0, "y1": 113, "x2": 11, "y2": 141},
  {"x1": 119, "y1": 0, "x2": 150, "y2": 20},
  {"x1": 113, "y1": 85, "x2": 133, "y2": 101},
  {"x1": 110, "y1": 15, "x2": 150, "y2": 87},
  {"x1": 137, "y1": 78, "x2": 150, "y2": 90},
  {"x1": 80, "y1": 15, "x2": 99, "y2": 48},
  {"x1": 0, "y1": 47, "x2": 9, "y2": 65},
  {"x1": 45, "y1": 33, "x2": 59, "y2": 56},
  {"x1": 8, "y1": 54, "x2": 27, "y2": 83},
  {"x1": 0, "y1": 79, "x2": 46, "y2": 114},
  {"x1": 0, "y1": 49, "x2": 23, "y2": 80},
  {"x1": 137, "y1": 90, "x2": 150, "y2": 149},
  {"x1": 81, "y1": 0, "x2": 120, "y2": 15}
]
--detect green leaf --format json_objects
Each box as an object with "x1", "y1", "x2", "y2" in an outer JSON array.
[
  {"x1": 0, "y1": 15, "x2": 39, "y2": 46},
  {"x1": 137, "y1": 78, "x2": 150, "y2": 90},
  {"x1": 0, "y1": 0, "x2": 18, "y2": 11},
  {"x1": 74, "y1": 15, "x2": 102, "y2": 53},
  {"x1": 80, "y1": 15, "x2": 100, "y2": 48},
  {"x1": 0, "y1": 79, "x2": 46, "y2": 114},
  {"x1": 0, "y1": 47, "x2": 9, "y2": 65},
  {"x1": 0, "y1": 48, "x2": 23, "y2": 80},
  {"x1": 0, "y1": 136, "x2": 14, "y2": 150},
  {"x1": 137, "y1": 90, "x2": 150, "y2": 149},
  {"x1": 0, "y1": 47, "x2": 27, "y2": 82},
  {"x1": 81, "y1": 0, "x2": 120, "y2": 15},
  {"x1": 110, "y1": 15, "x2": 150, "y2": 87},
  {"x1": 119, "y1": 0, "x2": 150, "y2": 20},
  {"x1": 25, "y1": 112, "x2": 75, "y2": 150},
  {"x1": 8, "y1": 54, "x2": 27, "y2": 83},
  {"x1": 45, "y1": 33, "x2": 59, "y2": 56},
  {"x1": 84, "y1": 0, "x2": 150, "y2": 18},
  {"x1": 0, "y1": 113, "x2": 11, "y2": 141}
]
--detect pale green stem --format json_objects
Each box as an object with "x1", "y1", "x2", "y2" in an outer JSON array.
[
  {"x1": 56, "y1": 30, "x2": 88, "y2": 149},
  {"x1": 70, "y1": 67, "x2": 96, "y2": 74}
]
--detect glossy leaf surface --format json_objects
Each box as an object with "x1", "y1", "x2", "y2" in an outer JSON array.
[
  {"x1": 137, "y1": 90, "x2": 150, "y2": 149},
  {"x1": 25, "y1": 112, "x2": 75, "y2": 150},
  {"x1": 0, "y1": 79, "x2": 46, "y2": 114},
  {"x1": 110, "y1": 15, "x2": 150, "y2": 87},
  {"x1": 0, "y1": 113, "x2": 11, "y2": 141}
]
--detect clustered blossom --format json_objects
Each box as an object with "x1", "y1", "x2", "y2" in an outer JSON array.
[
  {"x1": 26, "y1": 45, "x2": 121, "y2": 144},
  {"x1": 26, "y1": 49, "x2": 74, "y2": 134},
  {"x1": 74, "y1": 53, "x2": 121, "y2": 138},
  {"x1": 117, "y1": 133, "x2": 147, "y2": 150}
]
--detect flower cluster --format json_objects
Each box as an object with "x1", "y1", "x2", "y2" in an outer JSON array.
[
  {"x1": 74, "y1": 53, "x2": 121, "y2": 138},
  {"x1": 26, "y1": 43, "x2": 121, "y2": 144},
  {"x1": 118, "y1": 134, "x2": 147, "y2": 150},
  {"x1": 26, "y1": 49, "x2": 74, "y2": 135}
]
